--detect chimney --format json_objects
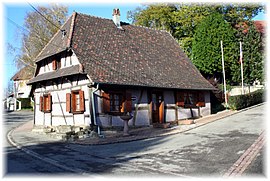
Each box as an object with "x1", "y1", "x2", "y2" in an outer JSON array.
[{"x1": 112, "y1": 8, "x2": 123, "y2": 29}]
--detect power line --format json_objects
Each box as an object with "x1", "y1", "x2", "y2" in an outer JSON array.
[
  {"x1": 6, "y1": 17, "x2": 66, "y2": 51},
  {"x1": 27, "y1": 2, "x2": 62, "y2": 30},
  {"x1": 7, "y1": 15, "x2": 150, "y2": 86}
]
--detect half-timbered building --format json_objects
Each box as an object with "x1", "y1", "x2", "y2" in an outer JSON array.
[{"x1": 28, "y1": 10, "x2": 215, "y2": 131}]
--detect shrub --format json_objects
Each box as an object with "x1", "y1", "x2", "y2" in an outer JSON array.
[
  {"x1": 17, "y1": 98, "x2": 32, "y2": 109},
  {"x1": 228, "y1": 89, "x2": 265, "y2": 110}
]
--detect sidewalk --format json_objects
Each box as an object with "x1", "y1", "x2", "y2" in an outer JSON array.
[{"x1": 9, "y1": 108, "x2": 240, "y2": 147}]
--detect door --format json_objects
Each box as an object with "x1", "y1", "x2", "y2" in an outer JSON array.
[{"x1": 151, "y1": 92, "x2": 164, "y2": 124}]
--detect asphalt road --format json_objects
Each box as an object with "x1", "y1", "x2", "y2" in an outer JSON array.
[
  {"x1": 3, "y1": 104, "x2": 266, "y2": 177},
  {"x1": 3, "y1": 111, "x2": 70, "y2": 175}
]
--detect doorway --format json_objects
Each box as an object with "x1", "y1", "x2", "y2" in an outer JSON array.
[{"x1": 151, "y1": 91, "x2": 164, "y2": 124}]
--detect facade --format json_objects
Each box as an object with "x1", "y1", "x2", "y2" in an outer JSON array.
[
  {"x1": 28, "y1": 10, "x2": 215, "y2": 129},
  {"x1": 11, "y1": 66, "x2": 34, "y2": 98}
]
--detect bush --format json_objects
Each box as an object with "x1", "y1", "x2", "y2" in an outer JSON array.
[
  {"x1": 17, "y1": 98, "x2": 32, "y2": 109},
  {"x1": 228, "y1": 89, "x2": 265, "y2": 110}
]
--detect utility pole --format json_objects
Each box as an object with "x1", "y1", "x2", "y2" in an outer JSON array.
[
  {"x1": 240, "y1": 41, "x2": 244, "y2": 94},
  {"x1": 220, "y1": 41, "x2": 228, "y2": 108}
]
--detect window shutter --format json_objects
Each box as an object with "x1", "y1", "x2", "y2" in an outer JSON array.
[
  {"x1": 159, "y1": 101, "x2": 164, "y2": 123},
  {"x1": 39, "y1": 96, "x2": 43, "y2": 112},
  {"x1": 66, "y1": 93, "x2": 71, "y2": 112},
  {"x1": 176, "y1": 92, "x2": 184, "y2": 107},
  {"x1": 48, "y1": 94, "x2": 52, "y2": 112},
  {"x1": 196, "y1": 92, "x2": 205, "y2": 107},
  {"x1": 125, "y1": 92, "x2": 132, "y2": 113},
  {"x1": 102, "y1": 92, "x2": 110, "y2": 113},
  {"x1": 52, "y1": 60, "x2": 57, "y2": 70},
  {"x1": 79, "y1": 90, "x2": 85, "y2": 112}
]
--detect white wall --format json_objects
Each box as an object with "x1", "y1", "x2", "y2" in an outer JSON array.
[
  {"x1": 177, "y1": 91, "x2": 211, "y2": 120},
  {"x1": 95, "y1": 89, "x2": 211, "y2": 127},
  {"x1": 34, "y1": 74, "x2": 91, "y2": 127},
  {"x1": 38, "y1": 50, "x2": 80, "y2": 75}
]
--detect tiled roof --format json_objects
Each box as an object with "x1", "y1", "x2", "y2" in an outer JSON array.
[
  {"x1": 27, "y1": 65, "x2": 83, "y2": 84},
  {"x1": 11, "y1": 66, "x2": 34, "y2": 81},
  {"x1": 30, "y1": 12, "x2": 215, "y2": 90}
]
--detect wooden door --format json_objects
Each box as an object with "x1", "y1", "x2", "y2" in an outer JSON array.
[{"x1": 151, "y1": 92, "x2": 164, "y2": 124}]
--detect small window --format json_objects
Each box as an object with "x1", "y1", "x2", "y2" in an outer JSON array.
[
  {"x1": 39, "y1": 94, "x2": 52, "y2": 113},
  {"x1": 66, "y1": 90, "x2": 85, "y2": 113},
  {"x1": 110, "y1": 93, "x2": 124, "y2": 112},
  {"x1": 102, "y1": 91, "x2": 132, "y2": 114},
  {"x1": 176, "y1": 91, "x2": 205, "y2": 108},
  {"x1": 52, "y1": 56, "x2": 61, "y2": 70}
]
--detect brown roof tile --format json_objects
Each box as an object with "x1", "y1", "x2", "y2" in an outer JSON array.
[
  {"x1": 11, "y1": 66, "x2": 34, "y2": 81},
  {"x1": 30, "y1": 12, "x2": 215, "y2": 90}
]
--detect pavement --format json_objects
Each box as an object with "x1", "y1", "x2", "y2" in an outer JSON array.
[{"x1": 8, "y1": 108, "x2": 241, "y2": 147}]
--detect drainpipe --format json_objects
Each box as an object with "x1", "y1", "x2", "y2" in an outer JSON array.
[{"x1": 91, "y1": 83, "x2": 103, "y2": 137}]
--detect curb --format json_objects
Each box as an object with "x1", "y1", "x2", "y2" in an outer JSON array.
[{"x1": 7, "y1": 123, "x2": 97, "y2": 176}]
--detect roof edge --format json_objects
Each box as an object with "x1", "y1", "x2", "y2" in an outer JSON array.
[
  {"x1": 67, "y1": 12, "x2": 77, "y2": 47},
  {"x1": 34, "y1": 14, "x2": 74, "y2": 63}
]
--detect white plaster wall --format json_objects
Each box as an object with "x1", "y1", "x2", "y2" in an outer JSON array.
[
  {"x1": 16, "y1": 80, "x2": 32, "y2": 98},
  {"x1": 177, "y1": 91, "x2": 211, "y2": 120},
  {"x1": 164, "y1": 90, "x2": 176, "y2": 122},
  {"x1": 34, "y1": 75, "x2": 91, "y2": 127},
  {"x1": 200, "y1": 91, "x2": 211, "y2": 116},
  {"x1": 134, "y1": 110, "x2": 149, "y2": 126},
  {"x1": 38, "y1": 50, "x2": 80, "y2": 75}
]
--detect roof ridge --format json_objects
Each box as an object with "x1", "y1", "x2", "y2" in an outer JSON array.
[
  {"x1": 76, "y1": 12, "x2": 113, "y2": 22},
  {"x1": 34, "y1": 14, "x2": 73, "y2": 62}
]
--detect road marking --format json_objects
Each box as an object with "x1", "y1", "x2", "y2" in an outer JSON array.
[{"x1": 223, "y1": 130, "x2": 265, "y2": 177}]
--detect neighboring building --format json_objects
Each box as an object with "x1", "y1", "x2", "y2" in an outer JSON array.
[
  {"x1": 11, "y1": 66, "x2": 34, "y2": 98},
  {"x1": 27, "y1": 10, "x2": 215, "y2": 130}
]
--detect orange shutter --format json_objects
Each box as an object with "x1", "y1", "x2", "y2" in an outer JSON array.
[
  {"x1": 39, "y1": 96, "x2": 43, "y2": 111},
  {"x1": 102, "y1": 92, "x2": 110, "y2": 113},
  {"x1": 52, "y1": 60, "x2": 57, "y2": 70},
  {"x1": 196, "y1": 92, "x2": 205, "y2": 107},
  {"x1": 48, "y1": 94, "x2": 52, "y2": 112},
  {"x1": 66, "y1": 93, "x2": 71, "y2": 112},
  {"x1": 79, "y1": 90, "x2": 85, "y2": 112},
  {"x1": 159, "y1": 101, "x2": 164, "y2": 123},
  {"x1": 125, "y1": 92, "x2": 132, "y2": 113},
  {"x1": 176, "y1": 92, "x2": 185, "y2": 107}
]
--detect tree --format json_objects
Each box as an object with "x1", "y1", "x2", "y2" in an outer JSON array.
[
  {"x1": 10, "y1": 4, "x2": 68, "y2": 73},
  {"x1": 231, "y1": 21, "x2": 264, "y2": 85},
  {"x1": 191, "y1": 13, "x2": 238, "y2": 83},
  {"x1": 127, "y1": 4, "x2": 177, "y2": 33},
  {"x1": 128, "y1": 3, "x2": 264, "y2": 58}
]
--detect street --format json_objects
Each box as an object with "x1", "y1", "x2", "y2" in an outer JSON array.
[
  {"x1": 3, "y1": 104, "x2": 266, "y2": 177},
  {"x1": 3, "y1": 111, "x2": 70, "y2": 174}
]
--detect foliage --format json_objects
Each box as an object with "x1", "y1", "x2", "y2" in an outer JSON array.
[
  {"x1": 231, "y1": 21, "x2": 264, "y2": 85},
  {"x1": 128, "y1": 4, "x2": 177, "y2": 33},
  {"x1": 192, "y1": 13, "x2": 238, "y2": 83},
  {"x1": 9, "y1": 4, "x2": 68, "y2": 74},
  {"x1": 127, "y1": 3, "x2": 264, "y2": 58},
  {"x1": 17, "y1": 98, "x2": 32, "y2": 109},
  {"x1": 228, "y1": 89, "x2": 264, "y2": 110}
]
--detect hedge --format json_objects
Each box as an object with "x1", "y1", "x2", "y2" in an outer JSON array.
[
  {"x1": 17, "y1": 98, "x2": 32, "y2": 109},
  {"x1": 228, "y1": 89, "x2": 265, "y2": 110}
]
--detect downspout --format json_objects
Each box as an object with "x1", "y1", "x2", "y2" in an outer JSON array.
[{"x1": 91, "y1": 83, "x2": 103, "y2": 137}]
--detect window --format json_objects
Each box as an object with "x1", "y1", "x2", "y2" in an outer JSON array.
[
  {"x1": 102, "y1": 91, "x2": 132, "y2": 114},
  {"x1": 110, "y1": 93, "x2": 124, "y2": 112},
  {"x1": 176, "y1": 91, "x2": 205, "y2": 108},
  {"x1": 52, "y1": 56, "x2": 61, "y2": 70},
  {"x1": 66, "y1": 90, "x2": 85, "y2": 113},
  {"x1": 39, "y1": 94, "x2": 52, "y2": 113}
]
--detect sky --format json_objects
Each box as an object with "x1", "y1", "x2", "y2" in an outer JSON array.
[{"x1": 1, "y1": 1, "x2": 267, "y2": 94}]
